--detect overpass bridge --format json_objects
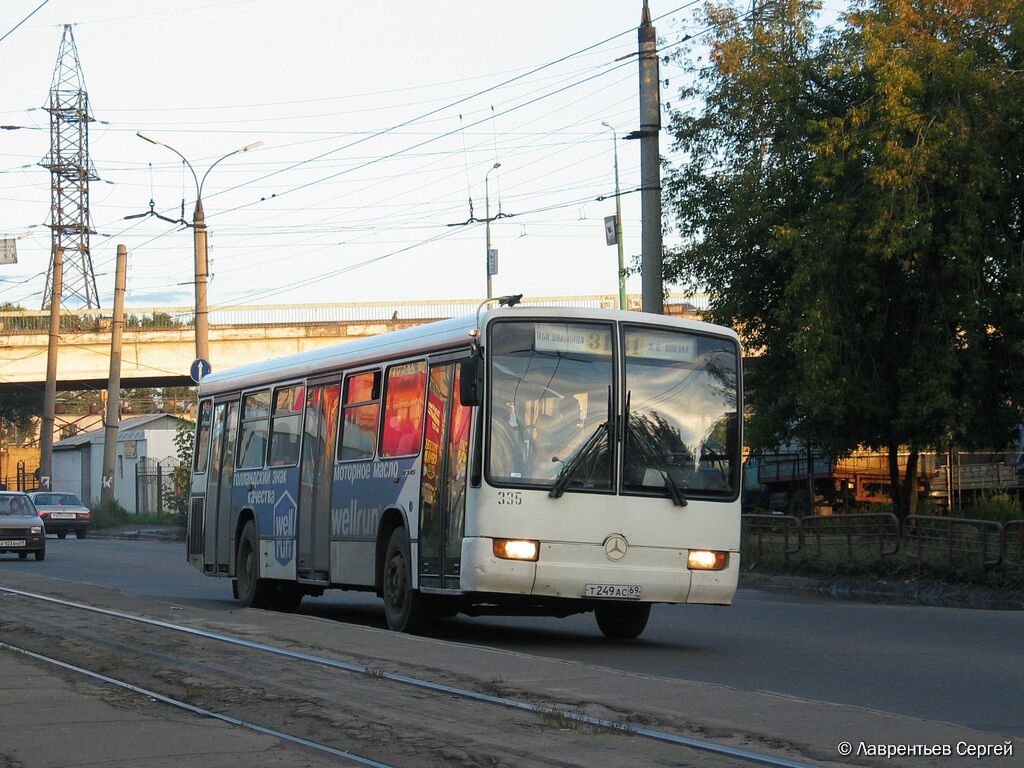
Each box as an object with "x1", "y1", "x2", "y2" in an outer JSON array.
[{"x1": 0, "y1": 294, "x2": 708, "y2": 393}]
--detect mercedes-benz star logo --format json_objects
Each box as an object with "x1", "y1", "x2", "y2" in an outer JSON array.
[{"x1": 603, "y1": 534, "x2": 628, "y2": 561}]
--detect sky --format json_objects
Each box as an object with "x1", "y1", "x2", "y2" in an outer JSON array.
[{"x1": 0, "y1": 0, "x2": 711, "y2": 312}]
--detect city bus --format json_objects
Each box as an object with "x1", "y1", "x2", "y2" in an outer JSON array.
[{"x1": 186, "y1": 301, "x2": 743, "y2": 638}]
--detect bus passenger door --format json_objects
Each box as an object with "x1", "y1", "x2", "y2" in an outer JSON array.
[
  {"x1": 419, "y1": 362, "x2": 471, "y2": 590},
  {"x1": 298, "y1": 381, "x2": 340, "y2": 582},
  {"x1": 204, "y1": 401, "x2": 239, "y2": 573}
]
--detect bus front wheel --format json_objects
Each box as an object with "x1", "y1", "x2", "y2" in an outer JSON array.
[
  {"x1": 594, "y1": 602, "x2": 651, "y2": 640},
  {"x1": 382, "y1": 527, "x2": 427, "y2": 634},
  {"x1": 235, "y1": 521, "x2": 272, "y2": 609}
]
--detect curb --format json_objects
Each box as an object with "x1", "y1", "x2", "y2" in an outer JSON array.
[
  {"x1": 740, "y1": 571, "x2": 1024, "y2": 611},
  {"x1": 88, "y1": 526, "x2": 185, "y2": 543}
]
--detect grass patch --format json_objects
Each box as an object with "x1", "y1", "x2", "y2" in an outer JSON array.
[{"x1": 88, "y1": 499, "x2": 182, "y2": 530}]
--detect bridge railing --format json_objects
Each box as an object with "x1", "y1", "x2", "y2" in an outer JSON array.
[{"x1": 0, "y1": 293, "x2": 711, "y2": 333}]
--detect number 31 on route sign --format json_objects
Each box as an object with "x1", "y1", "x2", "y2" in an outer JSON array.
[{"x1": 190, "y1": 358, "x2": 212, "y2": 384}]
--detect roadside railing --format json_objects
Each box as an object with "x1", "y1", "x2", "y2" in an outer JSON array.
[
  {"x1": 741, "y1": 513, "x2": 802, "y2": 561},
  {"x1": 1004, "y1": 521, "x2": 1024, "y2": 565},
  {"x1": 801, "y1": 513, "x2": 900, "y2": 559},
  {"x1": 742, "y1": 512, "x2": 1021, "y2": 568},
  {"x1": 903, "y1": 515, "x2": 1004, "y2": 569}
]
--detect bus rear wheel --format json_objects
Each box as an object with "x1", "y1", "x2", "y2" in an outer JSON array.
[
  {"x1": 382, "y1": 527, "x2": 427, "y2": 634},
  {"x1": 235, "y1": 521, "x2": 272, "y2": 609},
  {"x1": 594, "y1": 602, "x2": 651, "y2": 640}
]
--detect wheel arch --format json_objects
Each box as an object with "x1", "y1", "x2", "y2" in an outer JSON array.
[
  {"x1": 375, "y1": 505, "x2": 410, "y2": 596},
  {"x1": 232, "y1": 507, "x2": 257, "y2": 576}
]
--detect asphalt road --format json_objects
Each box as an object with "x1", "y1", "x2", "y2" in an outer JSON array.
[{"x1": 3, "y1": 536, "x2": 1022, "y2": 737}]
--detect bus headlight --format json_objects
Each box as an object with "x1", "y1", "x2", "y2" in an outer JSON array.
[
  {"x1": 493, "y1": 538, "x2": 539, "y2": 562},
  {"x1": 688, "y1": 550, "x2": 728, "y2": 570}
]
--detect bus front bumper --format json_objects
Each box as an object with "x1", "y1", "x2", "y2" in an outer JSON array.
[{"x1": 459, "y1": 537, "x2": 739, "y2": 605}]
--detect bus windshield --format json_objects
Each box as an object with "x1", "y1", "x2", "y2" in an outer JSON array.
[
  {"x1": 488, "y1": 320, "x2": 613, "y2": 491},
  {"x1": 623, "y1": 325, "x2": 739, "y2": 499}
]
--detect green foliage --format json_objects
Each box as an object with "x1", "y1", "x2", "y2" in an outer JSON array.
[
  {"x1": 966, "y1": 493, "x2": 1023, "y2": 524},
  {"x1": 89, "y1": 498, "x2": 131, "y2": 527},
  {"x1": 162, "y1": 419, "x2": 195, "y2": 525},
  {"x1": 125, "y1": 311, "x2": 186, "y2": 328},
  {"x1": 0, "y1": 390, "x2": 43, "y2": 440},
  {"x1": 666, "y1": 0, "x2": 1024, "y2": 516}
]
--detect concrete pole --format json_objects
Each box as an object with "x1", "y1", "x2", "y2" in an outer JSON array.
[
  {"x1": 193, "y1": 198, "x2": 210, "y2": 363},
  {"x1": 101, "y1": 244, "x2": 127, "y2": 506},
  {"x1": 484, "y1": 162, "x2": 500, "y2": 301},
  {"x1": 39, "y1": 246, "x2": 63, "y2": 490},
  {"x1": 638, "y1": 0, "x2": 664, "y2": 314},
  {"x1": 611, "y1": 133, "x2": 627, "y2": 311},
  {"x1": 485, "y1": 184, "x2": 493, "y2": 301}
]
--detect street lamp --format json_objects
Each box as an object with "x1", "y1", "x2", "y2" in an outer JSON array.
[
  {"x1": 602, "y1": 122, "x2": 627, "y2": 310},
  {"x1": 485, "y1": 162, "x2": 501, "y2": 300},
  {"x1": 136, "y1": 132, "x2": 262, "y2": 364}
]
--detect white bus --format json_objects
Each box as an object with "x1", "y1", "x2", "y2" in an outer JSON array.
[{"x1": 187, "y1": 301, "x2": 742, "y2": 638}]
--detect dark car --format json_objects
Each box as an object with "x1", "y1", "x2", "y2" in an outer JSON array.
[
  {"x1": 0, "y1": 491, "x2": 46, "y2": 560},
  {"x1": 27, "y1": 491, "x2": 91, "y2": 539}
]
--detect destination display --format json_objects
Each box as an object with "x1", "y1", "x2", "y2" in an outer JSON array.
[
  {"x1": 534, "y1": 324, "x2": 612, "y2": 356},
  {"x1": 534, "y1": 323, "x2": 697, "y2": 362}
]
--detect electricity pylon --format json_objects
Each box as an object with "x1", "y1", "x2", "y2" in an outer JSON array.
[{"x1": 39, "y1": 25, "x2": 100, "y2": 309}]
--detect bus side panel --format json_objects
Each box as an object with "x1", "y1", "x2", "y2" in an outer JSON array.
[
  {"x1": 329, "y1": 457, "x2": 420, "y2": 586},
  {"x1": 233, "y1": 466, "x2": 300, "y2": 581}
]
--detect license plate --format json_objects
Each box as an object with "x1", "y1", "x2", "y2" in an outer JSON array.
[
  {"x1": 585, "y1": 583, "x2": 643, "y2": 599},
  {"x1": 0, "y1": 540, "x2": 27, "y2": 547},
  {"x1": 50, "y1": 513, "x2": 75, "y2": 519}
]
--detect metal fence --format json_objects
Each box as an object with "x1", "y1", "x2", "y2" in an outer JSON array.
[
  {"x1": 802, "y1": 513, "x2": 901, "y2": 559},
  {"x1": 742, "y1": 512, "x2": 1022, "y2": 568},
  {"x1": 1005, "y1": 521, "x2": 1024, "y2": 565},
  {"x1": 0, "y1": 293, "x2": 712, "y2": 333},
  {"x1": 903, "y1": 515, "x2": 1005, "y2": 568},
  {"x1": 0, "y1": 460, "x2": 40, "y2": 493},
  {"x1": 135, "y1": 457, "x2": 180, "y2": 516},
  {"x1": 741, "y1": 513, "x2": 802, "y2": 561}
]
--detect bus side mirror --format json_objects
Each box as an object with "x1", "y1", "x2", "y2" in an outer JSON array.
[{"x1": 459, "y1": 356, "x2": 483, "y2": 407}]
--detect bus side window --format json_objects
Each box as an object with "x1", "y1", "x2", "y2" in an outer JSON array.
[
  {"x1": 269, "y1": 384, "x2": 305, "y2": 467},
  {"x1": 380, "y1": 361, "x2": 427, "y2": 458},
  {"x1": 238, "y1": 390, "x2": 271, "y2": 469},
  {"x1": 193, "y1": 400, "x2": 213, "y2": 474},
  {"x1": 339, "y1": 371, "x2": 381, "y2": 461}
]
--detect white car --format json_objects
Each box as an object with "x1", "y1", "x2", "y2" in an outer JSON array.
[
  {"x1": 0, "y1": 491, "x2": 46, "y2": 560},
  {"x1": 27, "y1": 491, "x2": 91, "y2": 539}
]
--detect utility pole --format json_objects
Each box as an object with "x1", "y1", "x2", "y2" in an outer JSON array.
[
  {"x1": 192, "y1": 200, "x2": 209, "y2": 362},
  {"x1": 636, "y1": 0, "x2": 663, "y2": 314},
  {"x1": 101, "y1": 244, "x2": 127, "y2": 507},
  {"x1": 602, "y1": 122, "x2": 627, "y2": 310},
  {"x1": 39, "y1": 246, "x2": 63, "y2": 490},
  {"x1": 485, "y1": 162, "x2": 501, "y2": 300},
  {"x1": 135, "y1": 133, "x2": 261, "y2": 367}
]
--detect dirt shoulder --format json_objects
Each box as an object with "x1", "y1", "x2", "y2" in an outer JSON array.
[{"x1": 2, "y1": 571, "x2": 1021, "y2": 768}]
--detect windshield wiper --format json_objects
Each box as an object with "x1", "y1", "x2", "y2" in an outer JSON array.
[
  {"x1": 624, "y1": 397, "x2": 687, "y2": 507},
  {"x1": 548, "y1": 421, "x2": 608, "y2": 499}
]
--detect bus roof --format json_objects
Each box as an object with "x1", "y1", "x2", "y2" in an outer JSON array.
[{"x1": 197, "y1": 306, "x2": 738, "y2": 397}]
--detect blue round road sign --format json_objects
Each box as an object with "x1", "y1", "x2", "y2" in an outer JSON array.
[{"x1": 190, "y1": 358, "x2": 212, "y2": 383}]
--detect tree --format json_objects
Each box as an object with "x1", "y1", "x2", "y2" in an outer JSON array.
[
  {"x1": 163, "y1": 418, "x2": 194, "y2": 525},
  {"x1": 0, "y1": 391, "x2": 43, "y2": 444},
  {"x1": 665, "y1": 0, "x2": 1024, "y2": 516}
]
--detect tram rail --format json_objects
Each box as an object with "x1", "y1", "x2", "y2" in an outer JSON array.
[{"x1": 0, "y1": 585, "x2": 820, "y2": 768}]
